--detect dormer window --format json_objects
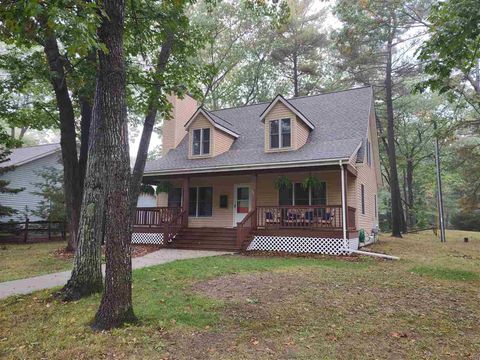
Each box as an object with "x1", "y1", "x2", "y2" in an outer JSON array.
[
  {"x1": 270, "y1": 118, "x2": 291, "y2": 149},
  {"x1": 192, "y1": 128, "x2": 210, "y2": 156}
]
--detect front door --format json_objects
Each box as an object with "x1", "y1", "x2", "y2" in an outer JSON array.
[{"x1": 233, "y1": 184, "x2": 251, "y2": 226}]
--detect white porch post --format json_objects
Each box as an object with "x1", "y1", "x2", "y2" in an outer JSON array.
[{"x1": 340, "y1": 161, "x2": 347, "y2": 239}]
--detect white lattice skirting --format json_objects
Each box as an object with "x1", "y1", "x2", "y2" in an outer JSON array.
[
  {"x1": 246, "y1": 236, "x2": 357, "y2": 255},
  {"x1": 131, "y1": 232, "x2": 164, "y2": 245}
]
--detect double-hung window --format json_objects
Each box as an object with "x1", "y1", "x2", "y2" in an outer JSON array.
[
  {"x1": 270, "y1": 118, "x2": 291, "y2": 149},
  {"x1": 192, "y1": 128, "x2": 210, "y2": 156},
  {"x1": 188, "y1": 187, "x2": 213, "y2": 217},
  {"x1": 279, "y1": 182, "x2": 326, "y2": 206}
]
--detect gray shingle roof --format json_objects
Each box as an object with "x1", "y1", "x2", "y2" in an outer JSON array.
[
  {"x1": 145, "y1": 86, "x2": 373, "y2": 175},
  {"x1": 1, "y1": 143, "x2": 61, "y2": 167}
]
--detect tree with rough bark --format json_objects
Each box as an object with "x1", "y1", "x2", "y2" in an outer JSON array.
[
  {"x1": 333, "y1": 0, "x2": 430, "y2": 237},
  {"x1": 63, "y1": 0, "x2": 206, "y2": 302},
  {"x1": 88, "y1": 0, "x2": 134, "y2": 330},
  {"x1": 0, "y1": 2, "x2": 99, "y2": 251}
]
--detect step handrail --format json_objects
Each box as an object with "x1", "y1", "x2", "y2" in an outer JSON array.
[
  {"x1": 236, "y1": 209, "x2": 257, "y2": 248},
  {"x1": 164, "y1": 209, "x2": 187, "y2": 244}
]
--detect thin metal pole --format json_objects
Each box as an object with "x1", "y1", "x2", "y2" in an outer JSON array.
[
  {"x1": 434, "y1": 121, "x2": 446, "y2": 242},
  {"x1": 340, "y1": 161, "x2": 347, "y2": 239}
]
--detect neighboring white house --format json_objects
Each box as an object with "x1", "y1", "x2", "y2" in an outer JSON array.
[
  {"x1": 0, "y1": 143, "x2": 159, "y2": 222},
  {"x1": 0, "y1": 143, "x2": 62, "y2": 222}
]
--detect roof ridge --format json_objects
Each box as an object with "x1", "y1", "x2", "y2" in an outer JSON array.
[{"x1": 209, "y1": 86, "x2": 373, "y2": 113}]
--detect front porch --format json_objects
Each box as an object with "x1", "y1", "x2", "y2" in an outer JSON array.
[{"x1": 134, "y1": 166, "x2": 359, "y2": 253}]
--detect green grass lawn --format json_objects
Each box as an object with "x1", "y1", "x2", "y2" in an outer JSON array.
[
  {"x1": 1, "y1": 230, "x2": 479, "y2": 359},
  {"x1": 0, "y1": 242, "x2": 72, "y2": 282}
]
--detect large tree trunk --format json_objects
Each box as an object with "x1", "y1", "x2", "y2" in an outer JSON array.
[
  {"x1": 42, "y1": 28, "x2": 82, "y2": 251},
  {"x1": 385, "y1": 38, "x2": 404, "y2": 237},
  {"x1": 61, "y1": 91, "x2": 105, "y2": 301},
  {"x1": 92, "y1": 0, "x2": 135, "y2": 330}
]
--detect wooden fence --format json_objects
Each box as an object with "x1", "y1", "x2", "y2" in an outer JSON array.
[{"x1": 0, "y1": 220, "x2": 67, "y2": 244}]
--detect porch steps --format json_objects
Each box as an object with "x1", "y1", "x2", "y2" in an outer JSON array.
[{"x1": 167, "y1": 227, "x2": 239, "y2": 251}]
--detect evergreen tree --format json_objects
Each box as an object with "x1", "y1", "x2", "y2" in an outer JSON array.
[
  {"x1": 271, "y1": 0, "x2": 328, "y2": 97},
  {"x1": 0, "y1": 148, "x2": 24, "y2": 217}
]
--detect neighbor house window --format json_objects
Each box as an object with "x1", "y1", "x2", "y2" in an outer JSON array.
[
  {"x1": 366, "y1": 139, "x2": 372, "y2": 166},
  {"x1": 270, "y1": 118, "x2": 291, "y2": 149},
  {"x1": 167, "y1": 188, "x2": 182, "y2": 208},
  {"x1": 192, "y1": 128, "x2": 210, "y2": 156},
  {"x1": 279, "y1": 182, "x2": 326, "y2": 206},
  {"x1": 188, "y1": 187, "x2": 213, "y2": 217},
  {"x1": 361, "y1": 184, "x2": 365, "y2": 215}
]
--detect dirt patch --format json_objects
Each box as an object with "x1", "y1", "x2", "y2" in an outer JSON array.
[
  {"x1": 192, "y1": 270, "x2": 317, "y2": 303},
  {"x1": 51, "y1": 244, "x2": 161, "y2": 260}
]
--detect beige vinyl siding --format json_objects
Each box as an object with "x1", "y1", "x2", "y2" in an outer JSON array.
[
  {"x1": 187, "y1": 113, "x2": 235, "y2": 159},
  {"x1": 264, "y1": 102, "x2": 310, "y2": 152},
  {"x1": 213, "y1": 128, "x2": 235, "y2": 156},
  {"x1": 355, "y1": 111, "x2": 380, "y2": 233},
  {"x1": 296, "y1": 120, "x2": 310, "y2": 149}
]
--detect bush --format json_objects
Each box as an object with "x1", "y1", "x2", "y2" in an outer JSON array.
[{"x1": 450, "y1": 211, "x2": 480, "y2": 231}]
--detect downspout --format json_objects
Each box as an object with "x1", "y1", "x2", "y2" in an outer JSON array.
[{"x1": 340, "y1": 160, "x2": 347, "y2": 239}]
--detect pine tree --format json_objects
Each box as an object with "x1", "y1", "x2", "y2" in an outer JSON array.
[{"x1": 0, "y1": 148, "x2": 24, "y2": 217}]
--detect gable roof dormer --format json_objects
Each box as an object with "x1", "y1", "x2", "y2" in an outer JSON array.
[
  {"x1": 184, "y1": 107, "x2": 238, "y2": 159},
  {"x1": 260, "y1": 94, "x2": 315, "y2": 130}
]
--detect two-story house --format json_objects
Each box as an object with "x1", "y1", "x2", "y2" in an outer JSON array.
[{"x1": 135, "y1": 86, "x2": 381, "y2": 255}]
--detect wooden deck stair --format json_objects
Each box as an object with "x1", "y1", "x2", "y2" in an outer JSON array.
[{"x1": 166, "y1": 227, "x2": 240, "y2": 251}]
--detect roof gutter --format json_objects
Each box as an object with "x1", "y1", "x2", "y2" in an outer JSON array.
[{"x1": 144, "y1": 157, "x2": 351, "y2": 177}]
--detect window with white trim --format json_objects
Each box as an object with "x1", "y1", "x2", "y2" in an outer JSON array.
[
  {"x1": 188, "y1": 187, "x2": 213, "y2": 217},
  {"x1": 192, "y1": 128, "x2": 210, "y2": 156},
  {"x1": 279, "y1": 182, "x2": 326, "y2": 206},
  {"x1": 270, "y1": 118, "x2": 291, "y2": 149}
]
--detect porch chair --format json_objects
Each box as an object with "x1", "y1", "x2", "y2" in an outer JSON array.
[{"x1": 319, "y1": 208, "x2": 335, "y2": 227}]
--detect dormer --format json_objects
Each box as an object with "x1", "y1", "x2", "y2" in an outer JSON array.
[
  {"x1": 184, "y1": 108, "x2": 239, "y2": 159},
  {"x1": 260, "y1": 95, "x2": 314, "y2": 152}
]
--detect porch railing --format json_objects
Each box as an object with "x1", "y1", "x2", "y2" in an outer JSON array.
[
  {"x1": 236, "y1": 209, "x2": 257, "y2": 248},
  {"x1": 134, "y1": 207, "x2": 181, "y2": 227},
  {"x1": 256, "y1": 205, "x2": 349, "y2": 230}
]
